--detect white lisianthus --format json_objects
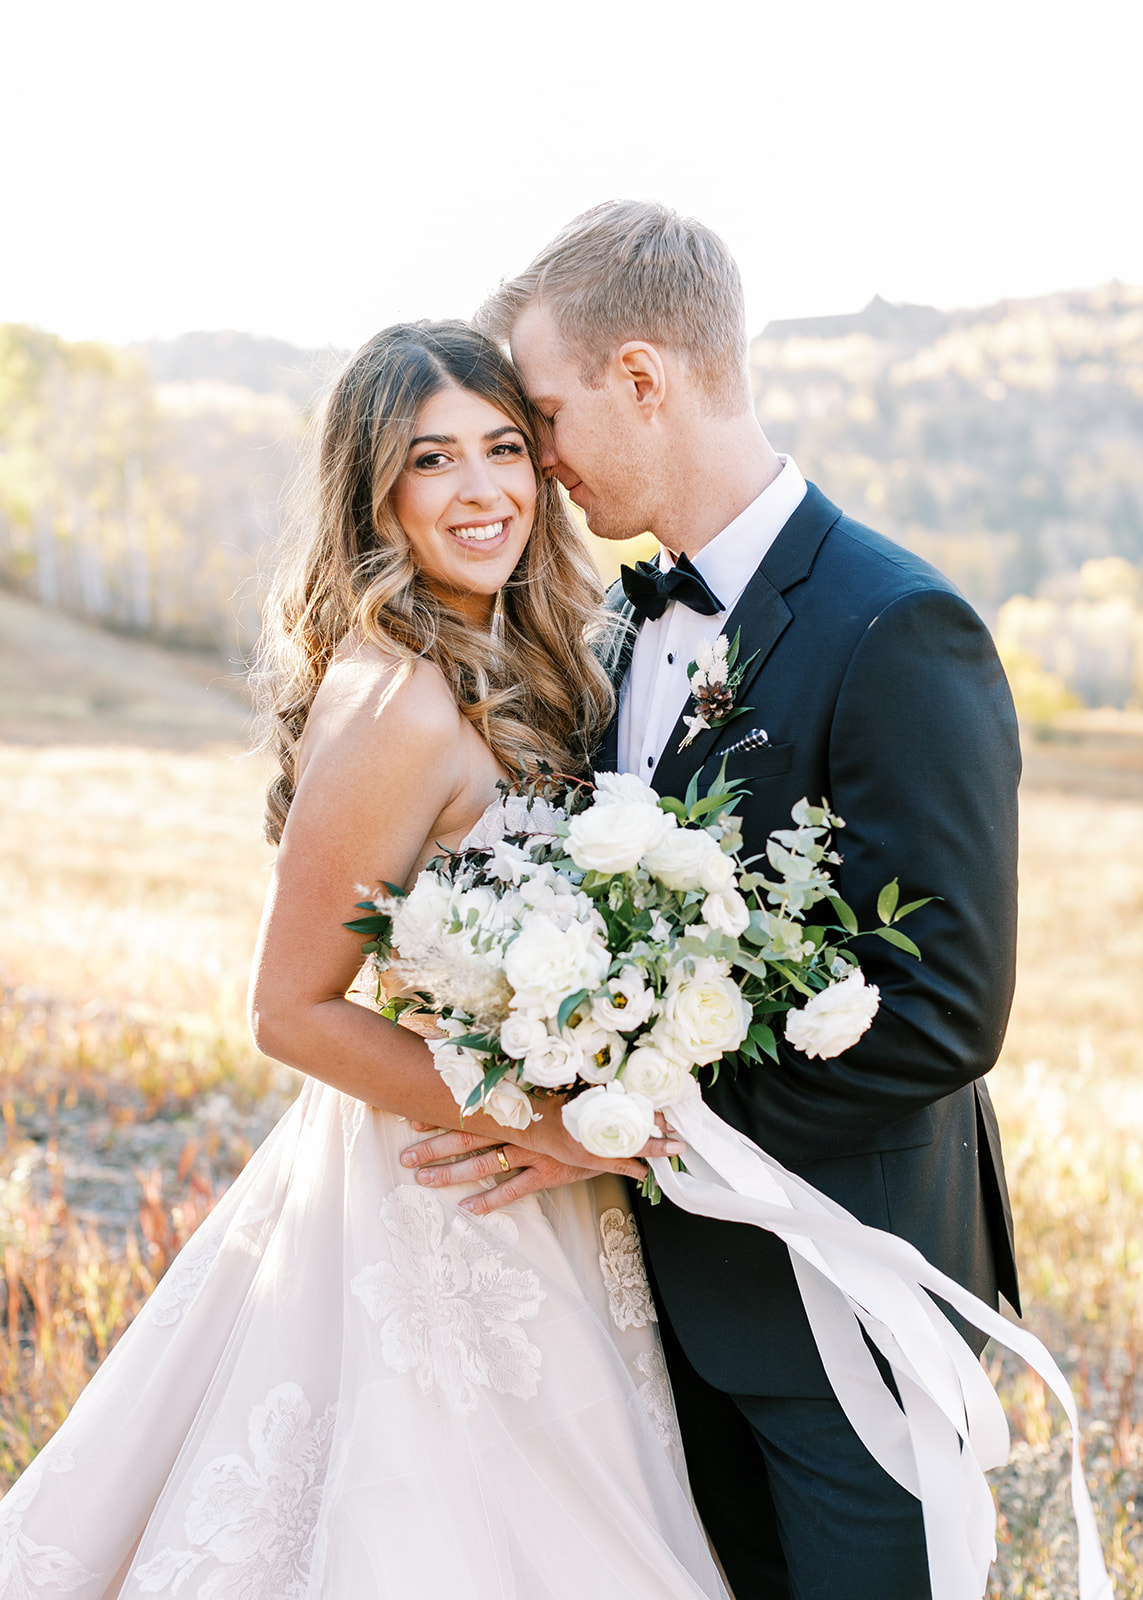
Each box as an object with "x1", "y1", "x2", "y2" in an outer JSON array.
[
  {"x1": 503, "y1": 915, "x2": 611, "y2": 1017},
  {"x1": 642, "y1": 826, "x2": 725, "y2": 893},
  {"x1": 428, "y1": 1038, "x2": 484, "y2": 1108},
  {"x1": 562, "y1": 1083, "x2": 656, "y2": 1158},
  {"x1": 563, "y1": 1014, "x2": 625, "y2": 1083},
  {"x1": 519, "y1": 1032, "x2": 581, "y2": 1088},
  {"x1": 485, "y1": 1078, "x2": 536, "y2": 1130},
  {"x1": 566, "y1": 801, "x2": 675, "y2": 875},
  {"x1": 700, "y1": 887, "x2": 751, "y2": 938},
  {"x1": 657, "y1": 957, "x2": 751, "y2": 1066},
  {"x1": 591, "y1": 966, "x2": 656, "y2": 1032},
  {"x1": 485, "y1": 837, "x2": 534, "y2": 884},
  {"x1": 592, "y1": 772, "x2": 662, "y2": 807},
  {"x1": 620, "y1": 1045, "x2": 695, "y2": 1109},
  {"x1": 519, "y1": 867, "x2": 595, "y2": 932},
  {"x1": 498, "y1": 1011, "x2": 549, "y2": 1060},
  {"x1": 784, "y1": 970, "x2": 880, "y2": 1060}
]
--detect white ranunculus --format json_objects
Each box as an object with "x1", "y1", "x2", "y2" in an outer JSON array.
[
  {"x1": 657, "y1": 958, "x2": 751, "y2": 1066},
  {"x1": 521, "y1": 1033, "x2": 582, "y2": 1088},
  {"x1": 428, "y1": 1039, "x2": 484, "y2": 1109},
  {"x1": 700, "y1": 887, "x2": 751, "y2": 937},
  {"x1": 390, "y1": 873, "x2": 452, "y2": 959},
  {"x1": 498, "y1": 1011, "x2": 549, "y2": 1060},
  {"x1": 566, "y1": 801, "x2": 675, "y2": 875},
  {"x1": 592, "y1": 772, "x2": 662, "y2": 807},
  {"x1": 642, "y1": 826, "x2": 724, "y2": 893},
  {"x1": 620, "y1": 1045, "x2": 694, "y2": 1109},
  {"x1": 784, "y1": 970, "x2": 880, "y2": 1060},
  {"x1": 562, "y1": 1083, "x2": 656, "y2": 1158},
  {"x1": 502, "y1": 915, "x2": 611, "y2": 1017},
  {"x1": 591, "y1": 966, "x2": 656, "y2": 1032},
  {"x1": 485, "y1": 1077, "x2": 536, "y2": 1130}
]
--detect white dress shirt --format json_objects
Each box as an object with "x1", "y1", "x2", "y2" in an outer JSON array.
[{"x1": 618, "y1": 456, "x2": 807, "y2": 778}]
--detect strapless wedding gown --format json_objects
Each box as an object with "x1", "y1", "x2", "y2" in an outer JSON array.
[{"x1": 0, "y1": 1072, "x2": 728, "y2": 1599}]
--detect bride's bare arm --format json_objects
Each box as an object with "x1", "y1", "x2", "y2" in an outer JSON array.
[{"x1": 247, "y1": 646, "x2": 651, "y2": 1184}]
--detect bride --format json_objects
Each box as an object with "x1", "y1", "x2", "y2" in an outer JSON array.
[{"x1": 0, "y1": 322, "x2": 729, "y2": 1599}]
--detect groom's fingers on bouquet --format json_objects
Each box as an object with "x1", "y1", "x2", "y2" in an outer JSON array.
[{"x1": 641, "y1": 1134, "x2": 687, "y2": 1159}]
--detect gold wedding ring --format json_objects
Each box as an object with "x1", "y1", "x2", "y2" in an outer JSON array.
[{"x1": 495, "y1": 1146, "x2": 512, "y2": 1174}]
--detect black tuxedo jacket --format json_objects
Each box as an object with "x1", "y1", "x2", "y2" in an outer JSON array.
[{"x1": 598, "y1": 484, "x2": 1021, "y2": 1398}]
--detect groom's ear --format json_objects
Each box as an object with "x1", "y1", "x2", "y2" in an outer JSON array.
[{"x1": 614, "y1": 341, "x2": 667, "y2": 418}]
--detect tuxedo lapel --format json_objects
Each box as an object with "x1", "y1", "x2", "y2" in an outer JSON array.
[
  {"x1": 651, "y1": 484, "x2": 843, "y2": 796},
  {"x1": 593, "y1": 589, "x2": 639, "y2": 776}
]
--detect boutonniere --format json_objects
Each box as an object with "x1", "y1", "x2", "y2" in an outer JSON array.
[{"x1": 678, "y1": 628, "x2": 759, "y2": 750}]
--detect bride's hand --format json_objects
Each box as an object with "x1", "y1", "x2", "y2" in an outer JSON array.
[{"x1": 400, "y1": 1114, "x2": 685, "y2": 1216}]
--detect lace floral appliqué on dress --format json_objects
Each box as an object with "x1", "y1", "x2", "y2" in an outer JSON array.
[
  {"x1": 134, "y1": 1382, "x2": 336, "y2": 1597},
  {"x1": 599, "y1": 1207, "x2": 658, "y2": 1331},
  {"x1": 351, "y1": 1185, "x2": 545, "y2": 1414}
]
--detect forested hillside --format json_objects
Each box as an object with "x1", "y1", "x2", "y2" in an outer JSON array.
[{"x1": 2, "y1": 288, "x2": 1142, "y2": 707}]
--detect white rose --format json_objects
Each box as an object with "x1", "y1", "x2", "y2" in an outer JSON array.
[
  {"x1": 592, "y1": 772, "x2": 662, "y2": 807},
  {"x1": 591, "y1": 966, "x2": 656, "y2": 1032},
  {"x1": 485, "y1": 1078, "x2": 536, "y2": 1130},
  {"x1": 498, "y1": 1011, "x2": 549, "y2": 1060},
  {"x1": 700, "y1": 887, "x2": 751, "y2": 937},
  {"x1": 620, "y1": 1046, "x2": 694, "y2": 1109},
  {"x1": 642, "y1": 826, "x2": 724, "y2": 893},
  {"x1": 428, "y1": 1039, "x2": 484, "y2": 1110},
  {"x1": 390, "y1": 872, "x2": 451, "y2": 959},
  {"x1": 521, "y1": 1033, "x2": 582, "y2": 1088},
  {"x1": 784, "y1": 970, "x2": 880, "y2": 1060},
  {"x1": 657, "y1": 958, "x2": 751, "y2": 1066},
  {"x1": 503, "y1": 915, "x2": 612, "y2": 1016},
  {"x1": 566, "y1": 800, "x2": 675, "y2": 875},
  {"x1": 562, "y1": 1083, "x2": 656, "y2": 1158},
  {"x1": 698, "y1": 847, "x2": 737, "y2": 893}
]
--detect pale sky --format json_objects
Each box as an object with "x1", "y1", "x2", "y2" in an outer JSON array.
[{"x1": 3, "y1": 0, "x2": 1140, "y2": 350}]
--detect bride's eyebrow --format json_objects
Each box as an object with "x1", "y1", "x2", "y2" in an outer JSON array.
[{"x1": 407, "y1": 426, "x2": 525, "y2": 447}]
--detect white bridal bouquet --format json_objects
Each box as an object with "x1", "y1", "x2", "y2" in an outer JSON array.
[
  {"x1": 347, "y1": 765, "x2": 924, "y2": 1186},
  {"x1": 347, "y1": 768, "x2": 1113, "y2": 1597}
]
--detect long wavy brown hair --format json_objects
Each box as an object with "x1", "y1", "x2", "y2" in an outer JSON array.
[{"x1": 252, "y1": 321, "x2": 618, "y2": 844}]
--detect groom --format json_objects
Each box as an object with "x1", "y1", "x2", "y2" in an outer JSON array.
[{"x1": 411, "y1": 201, "x2": 1021, "y2": 1597}]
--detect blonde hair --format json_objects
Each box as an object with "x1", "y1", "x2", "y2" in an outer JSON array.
[
  {"x1": 478, "y1": 199, "x2": 750, "y2": 415},
  {"x1": 252, "y1": 321, "x2": 617, "y2": 844}
]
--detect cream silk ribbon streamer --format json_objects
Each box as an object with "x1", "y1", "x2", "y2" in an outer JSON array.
[{"x1": 650, "y1": 1093, "x2": 1113, "y2": 1600}]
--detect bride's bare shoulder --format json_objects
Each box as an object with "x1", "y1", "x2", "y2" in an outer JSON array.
[{"x1": 300, "y1": 637, "x2": 462, "y2": 777}]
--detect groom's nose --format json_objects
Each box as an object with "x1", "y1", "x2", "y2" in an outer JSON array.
[{"x1": 535, "y1": 420, "x2": 559, "y2": 474}]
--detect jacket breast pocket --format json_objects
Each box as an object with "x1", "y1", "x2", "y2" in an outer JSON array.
[{"x1": 704, "y1": 741, "x2": 794, "y2": 788}]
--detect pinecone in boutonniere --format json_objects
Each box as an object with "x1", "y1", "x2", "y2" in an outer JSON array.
[{"x1": 678, "y1": 629, "x2": 759, "y2": 750}]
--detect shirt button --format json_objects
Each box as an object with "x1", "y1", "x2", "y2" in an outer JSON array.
[
  {"x1": 667, "y1": 652, "x2": 675, "y2": 664},
  {"x1": 647, "y1": 756, "x2": 654, "y2": 768}
]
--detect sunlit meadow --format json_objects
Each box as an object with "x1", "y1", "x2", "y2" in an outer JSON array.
[{"x1": 0, "y1": 648, "x2": 1140, "y2": 1591}]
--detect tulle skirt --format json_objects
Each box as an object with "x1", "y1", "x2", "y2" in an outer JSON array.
[{"x1": 0, "y1": 1080, "x2": 729, "y2": 1599}]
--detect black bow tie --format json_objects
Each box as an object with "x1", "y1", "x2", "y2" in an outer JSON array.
[{"x1": 619, "y1": 552, "x2": 724, "y2": 622}]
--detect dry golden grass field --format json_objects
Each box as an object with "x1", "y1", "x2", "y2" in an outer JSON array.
[{"x1": 1, "y1": 587, "x2": 1141, "y2": 1595}]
